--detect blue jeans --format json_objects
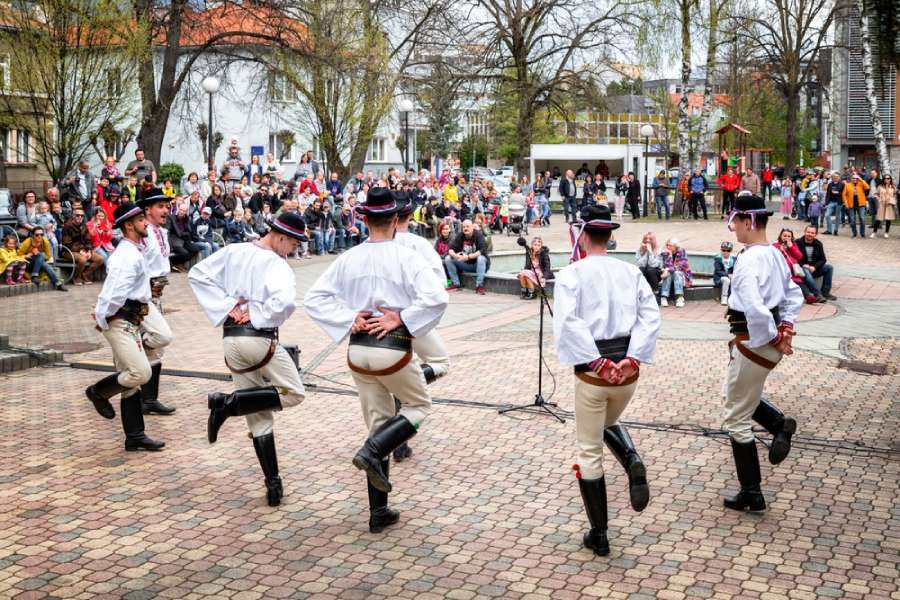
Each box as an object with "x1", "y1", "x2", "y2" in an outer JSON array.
[
  {"x1": 312, "y1": 229, "x2": 334, "y2": 254},
  {"x1": 27, "y1": 252, "x2": 60, "y2": 286},
  {"x1": 824, "y1": 202, "x2": 840, "y2": 233},
  {"x1": 848, "y1": 206, "x2": 866, "y2": 237},
  {"x1": 659, "y1": 271, "x2": 685, "y2": 298},
  {"x1": 445, "y1": 255, "x2": 487, "y2": 287},
  {"x1": 563, "y1": 197, "x2": 577, "y2": 222},
  {"x1": 806, "y1": 263, "x2": 833, "y2": 296},
  {"x1": 655, "y1": 194, "x2": 670, "y2": 219},
  {"x1": 195, "y1": 241, "x2": 217, "y2": 258}
]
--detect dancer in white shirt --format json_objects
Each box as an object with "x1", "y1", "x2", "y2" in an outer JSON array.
[
  {"x1": 85, "y1": 202, "x2": 165, "y2": 452},
  {"x1": 137, "y1": 188, "x2": 175, "y2": 415},
  {"x1": 188, "y1": 213, "x2": 308, "y2": 507},
  {"x1": 553, "y1": 204, "x2": 660, "y2": 556},
  {"x1": 304, "y1": 187, "x2": 448, "y2": 533},
  {"x1": 722, "y1": 195, "x2": 803, "y2": 512}
]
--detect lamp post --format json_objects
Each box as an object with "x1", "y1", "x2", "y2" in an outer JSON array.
[
  {"x1": 398, "y1": 98, "x2": 414, "y2": 173},
  {"x1": 640, "y1": 124, "x2": 654, "y2": 217},
  {"x1": 202, "y1": 76, "x2": 220, "y2": 173}
]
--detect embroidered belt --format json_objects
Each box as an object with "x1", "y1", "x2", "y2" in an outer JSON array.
[
  {"x1": 575, "y1": 371, "x2": 639, "y2": 387},
  {"x1": 111, "y1": 300, "x2": 149, "y2": 326},
  {"x1": 574, "y1": 336, "x2": 631, "y2": 373}
]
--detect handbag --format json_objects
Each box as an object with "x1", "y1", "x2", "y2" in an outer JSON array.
[{"x1": 792, "y1": 263, "x2": 804, "y2": 278}]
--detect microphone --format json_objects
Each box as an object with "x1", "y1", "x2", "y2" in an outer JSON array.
[{"x1": 517, "y1": 235, "x2": 527, "y2": 247}]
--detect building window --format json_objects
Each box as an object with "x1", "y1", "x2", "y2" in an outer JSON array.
[
  {"x1": 269, "y1": 72, "x2": 295, "y2": 103},
  {"x1": 10, "y1": 130, "x2": 30, "y2": 163},
  {"x1": 0, "y1": 54, "x2": 8, "y2": 90},
  {"x1": 367, "y1": 137, "x2": 386, "y2": 162},
  {"x1": 268, "y1": 132, "x2": 296, "y2": 163}
]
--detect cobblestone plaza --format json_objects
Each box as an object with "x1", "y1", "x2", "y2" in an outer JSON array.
[{"x1": 1, "y1": 221, "x2": 897, "y2": 599}]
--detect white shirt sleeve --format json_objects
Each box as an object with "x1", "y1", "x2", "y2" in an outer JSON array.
[
  {"x1": 94, "y1": 257, "x2": 139, "y2": 331},
  {"x1": 303, "y1": 259, "x2": 359, "y2": 342},
  {"x1": 627, "y1": 273, "x2": 661, "y2": 364},
  {"x1": 552, "y1": 269, "x2": 602, "y2": 366},
  {"x1": 732, "y1": 261, "x2": 777, "y2": 348},
  {"x1": 779, "y1": 277, "x2": 804, "y2": 326},
  {"x1": 400, "y1": 264, "x2": 449, "y2": 338},
  {"x1": 252, "y1": 260, "x2": 296, "y2": 327},
  {"x1": 188, "y1": 251, "x2": 239, "y2": 327}
]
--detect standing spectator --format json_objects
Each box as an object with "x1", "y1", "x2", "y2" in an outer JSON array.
[
  {"x1": 761, "y1": 164, "x2": 775, "y2": 201},
  {"x1": 304, "y1": 150, "x2": 319, "y2": 178},
  {"x1": 823, "y1": 171, "x2": 844, "y2": 234},
  {"x1": 534, "y1": 173, "x2": 551, "y2": 226},
  {"x1": 19, "y1": 229, "x2": 66, "y2": 290},
  {"x1": 87, "y1": 210, "x2": 115, "y2": 262},
  {"x1": 688, "y1": 169, "x2": 708, "y2": 220},
  {"x1": 740, "y1": 168, "x2": 760, "y2": 195},
  {"x1": 245, "y1": 154, "x2": 264, "y2": 180},
  {"x1": 293, "y1": 152, "x2": 314, "y2": 182},
  {"x1": 614, "y1": 174, "x2": 628, "y2": 223},
  {"x1": 795, "y1": 225, "x2": 836, "y2": 301},
  {"x1": 653, "y1": 170, "x2": 670, "y2": 220},
  {"x1": 516, "y1": 237, "x2": 553, "y2": 300},
  {"x1": 659, "y1": 239, "x2": 692, "y2": 307},
  {"x1": 445, "y1": 219, "x2": 490, "y2": 294},
  {"x1": 264, "y1": 153, "x2": 282, "y2": 180},
  {"x1": 101, "y1": 156, "x2": 121, "y2": 182},
  {"x1": 713, "y1": 241, "x2": 736, "y2": 305},
  {"x1": 15, "y1": 190, "x2": 39, "y2": 238},
  {"x1": 124, "y1": 148, "x2": 156, "y2": 184},
  {"x1": 166, "y1": 202, "x2": 200, "y2": 269},
  {"x1": 626, "y1": 172, "x2": 641, "y2": 220},
  {"x1": 65, "y1": 161, "x2": 97, "y2": 209},
  {"x1": 558, "y1": 169, "x2": 578, "y2": 224},
  {"x1": 124, "y1": 175, "x2": 140, "y2": 203},
  {"x1": 635, "y1": 232, "x2": 662, "y2": 297},
  {"x1": 200, "y1": 170, "x2": 223, "y2": 201},
  {"x1": 872, "y1": 174, "x2": 896, "y2": 238},
  {"x1": 1, "y1": 234, "x2": 28, "y2": 285},
  {"x1": 719, "y1": 166, "x2": 740, "y2": 217},
  {"x1": 220, "y1": 144, "x2": 246, "y2": 189},
  {"x1": 842, "y1": 173, "x2": 869, "y2": 238},
  {"x1": 61, "y1": 208, "x2": 103, "y2": 284},
  {"x1": 866, "y1": 168, "x2": 881, "y2": 229},
  {"x1": 581, "y1": 174, "x2": 597, "y2": 215}
]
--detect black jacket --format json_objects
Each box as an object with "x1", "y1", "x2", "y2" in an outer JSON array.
[
  {"x1": 449, "y1": 229, "x2": 491, "y2": 269},
  {"x1": 558, "y1": 177, "x2": 577, "y2": 199},
  {"x1": 626, "y1": 179, "x2": 641, "y2": 201},
  {"x1": 794, "y1": 237, "x2": 827, "y2": 272},
  {"x1": 523, "y1": 247, "x2": 553, "y2": 281}
]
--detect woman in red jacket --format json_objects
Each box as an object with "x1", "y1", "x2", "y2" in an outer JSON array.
[
  {"x1": 774, "y1": 228, "x2": 823, "y2": 304},
  {"x1": 87, "y1": 209, "x2": 115, "y2": 262}
]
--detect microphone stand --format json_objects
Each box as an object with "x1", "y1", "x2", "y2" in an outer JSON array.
[{"x1": 499, "y1": 238, "x2": 565, "y2": 423}]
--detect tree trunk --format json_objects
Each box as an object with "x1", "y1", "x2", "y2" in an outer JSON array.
[
  {"x1": 858, "y1": 1, "x2": 892, "y2": 176},
  {"x1": 784, "y1": 86, "x2": 800, "y2": 170},
  {"x1": 699, "y1": 0, "x2": 724, "y2": 168},
  {"x1": 515, "y1": 92, "x2": 535, "y2": 176},
  {"x1": 677, "y1": 0, "x2": 693, "y2": 172}
]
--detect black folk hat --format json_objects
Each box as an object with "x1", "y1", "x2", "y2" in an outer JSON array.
[
  {"x1": 113, "y1": 202, "x2": 144, "y2": 229},
  {"x1": 577, "y1": 204, "x2": 620, "y2": 230},
  {"x1": 136, "y1": 187, "x2": 169, "y2": 209},
  {"x1": 732, "y1": 193, "x2": 773, "y2": 216},
  {"x1": 393, "y1": 190, "x2": 414, "y2": 216},
  {"x1": 270, "y1": 212, "x2": 308, "y2": 241},
  {"x1": 356, "y1": 186, "x2": 399, "y2": 216}
]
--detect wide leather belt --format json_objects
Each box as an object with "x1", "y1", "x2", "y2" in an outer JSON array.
[
  {"x1": 150, "y1": 276, "x2": 169, "y2": 300},
  {"x1": 348, "y1": 324, "x2": 413, "y2": 376},
  {"x1": 729, "y1": 333, "x2": 780, "y2": 370},
  {"x1": 112, "y1": 300, "x2": 149, "y2": 325},
  {"x1": 574, "y1": 336, "x2": 631, "y2": 373},
  {"x1": 726, "y1": 308, "x2": 780, "y2": 335},
  {"x1": 222, "y1": 317, "x2": 278, "y2": 340}
]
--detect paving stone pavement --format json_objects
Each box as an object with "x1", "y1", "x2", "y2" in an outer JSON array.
[{"x1": 0, "y1": 220, "x2": 898, "y2": 599}]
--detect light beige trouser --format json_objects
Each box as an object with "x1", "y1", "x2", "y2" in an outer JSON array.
[
  {"x1": 614, "y1": 196, "x2": 626, "y2": 221},
  {"x1": 140, "y1": 303, "x2": 173, "y2": 364},
  {"x1": 102, "y1": 318, "x2": 153, "y2": 399},
  {"x1": 223, "y1": 336, "x2": 306, "y2": 437},
  {"x1": 348, "y1": 345, "x2": 431, "y2": 435},
  {"x1": 412, "y1": 329, "x2": 450, "y2": 379},
  {"x1": 574, "y1": 374, "x2": 638, "y2": 479},
  {"x1": 722, "y1": 341, "x2": 782, "y2": 444}
]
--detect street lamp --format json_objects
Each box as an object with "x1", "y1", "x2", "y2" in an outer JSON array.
[
  {"x1": 202, "y1": 76, "x2": 221, "y2": 173},
  {"x1": 398, "y1": 97, "x2": 414, "y2": 173},
  {"x1": 640, "y1": 123, "x2": 654, "y2": 217}
]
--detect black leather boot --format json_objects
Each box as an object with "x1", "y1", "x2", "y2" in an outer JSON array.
[
  {"x1": 368, "y1": 459, "x2": 400, "y2": 533},
  {"x1": 141, "y1": 363, "x2": 176, "y2": 415},
  {"x1": 121, "y1": 394, "x2": 165, "y2": 451},
  {"x1": 252, "y1": 433, "x2": 283, "y2": 507},
  {"x1": 85, "y1": 372, "x2": 127, "y2": 419},
  {"x1": 353, "y1": 415, "x2": 417, "y2": 493},
  {"x1": 392, "y1": 397, "x2": 413, "y2": 462},
  {"x1": 752, "y1": 398, "x2": 797, "y2": 465},
  {"x1": 578, "y1": 476, "x2": 610, "y2": 556},
  {"x1": 421, "y1": 363, "x2": 438, "y2": 384},
  {"x1": 207, "y1": 386, "x2": 282, "y2": 444},
  {"x1": 604, "y1": 424, "x2": 650, "y2": 512},
  {"x1": 723, "y1": 438, "x2": 766, "y2": 512}
]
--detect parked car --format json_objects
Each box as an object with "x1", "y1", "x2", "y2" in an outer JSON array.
[
  {"x1": 467, "y1": 166, "x2": 494, "y2": 181},
  {"x1": 493, "y1": 165, "x2": 515, "y2": 180}
]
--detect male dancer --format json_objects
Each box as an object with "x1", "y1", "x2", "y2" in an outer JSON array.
[
  {"x1": 390, "y1": 192, "x2": 451, "y2": 461},
  {"x1": 86, "y1": 202, "x2": 165, "y2": 451},
  {"x1": 137, "y1": 188, "x2": 175, "y2": 415},
  {"x1": 304, "y1": 187, "x2": 448, "y2": 533},
  {"x1": 553, "y1": 204, "x2": 660, "y2": 556},
  {"x1": 188, "y1": 213, "x2": 308, "y2": 507},
  {"x1": 722, "y1": 194, "x2": 803, "y2": 512}
]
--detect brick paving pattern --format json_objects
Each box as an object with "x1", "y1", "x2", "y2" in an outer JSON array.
[{"x1": 1, "y1": 220, "x2": 898, "y2": 599}]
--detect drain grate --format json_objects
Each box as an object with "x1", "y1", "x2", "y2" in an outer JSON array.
[{"x1": 836, "y1": 359, "x2": 890, "y2": 375}]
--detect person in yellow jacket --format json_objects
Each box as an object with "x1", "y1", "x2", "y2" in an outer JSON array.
[
  {"x1": 1, "y1": 234, "x2": 28, "y2": 284},
  {"x1": 18, "y1": 228, "x2": 67, "y2": 290},
  {"x1": 442, "y1": 182, "x2": 458, "y2": 204},
  {"x1": 842, "y1": 173, "x2": 869, "y2": 238}
]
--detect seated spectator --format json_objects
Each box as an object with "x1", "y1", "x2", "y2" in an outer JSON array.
[
  {"x1": 659, "y1": 238, "x2": 692, "y2": 307},
  {"x1": 473, "y1": 212, "x2": 493, "y2": 254},
  {"x1": 18, "y1": 229, "x2": 66, "y2": 291},
  {"x1": 191, "y1": 206, "x2": 219, "y2": 258},
  {"x1": 794, "y1": 225, "x2": 836, "y2": 301},
  {"x1": 240, "y1": 208, "x2": 261, "y2": 242},
  {"x1": 434, "y1": 221, "x2": 453, "y2": 278},
  {"x1": 162, "y1": 179, "x2": 177, "y2": 199},
  {"x1": 445, "y1": 219, "x2": 490, "y2": 295},
  {"x1": 87, "y1": 210, "x2": 115, "y2": 262},
  {"x1": 15, "y1": 190, "x2": 38, "y2": 238},
  {"x1": 61, "y1": 208, "x2": 103, "y2": 285},
  {"x1": 304, "y1": 198, "x2": 332, "y2": 255},
  {"x1": 1, "y1": 234, "x2": 28, "y2": 285},
  {"x1": 774, "y1": 228, "x2": 824, "y2": 303},
  {"x1": 516, "y1": 236, "x2": 553, "y2": 299},
  {"x1": 713, "y1": 241, "x2": 736, "y2": 305},
  {"x1": 166, "y1": 201, "x2": 200, "y2": 269},
  {"x1": 335, "y1": 203, "x2": 360, "y2": 251},
  {"x1": 635, "y1": 231, "x2": 662, "y2": 298},
  {"x1": 223, "y1": 210, "x2": 243, "y2": 244},
  {"x1": 253, "y1": 202, "x2": 274, "y2": 237},
  {"x1": 183, "y1": 172, "x2": 202, "y2": 197}
]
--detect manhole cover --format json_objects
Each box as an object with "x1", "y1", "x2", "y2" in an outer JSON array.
[
  {"x1": 48, "y1": 342, "x2": 102, "y2": 354},
  {"x1": 836, "y1": 359, "x2": 889, "y2": 375}
]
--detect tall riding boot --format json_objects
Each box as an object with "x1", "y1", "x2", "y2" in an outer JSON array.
[
  {"x1": 421, "y1": 363, "x2": 439, "y2": 384},
  {"x1": 392, "y1": 397, "x2": 413, "y2": 462},
  {"x1": 85, "y1": 372, "x2": 128, "y2": 419},
  {"x1": 577, "y1": 476, "x2": 610, "y2": 556},
  {"x1": 252, "y1": 433, "x2": 283, "y2": 506},
  {"x1": 353, "y1": 415, "x2": 418, "y2": 493},
  {"x1": 603, "y1": 424, "x2": 650, "y2": 512},
  {"x1": 141, "y1": 363, "x2": 176, "y2": 415},
  {"x1": 121, "y1": 394, "x2": 165, "y2": 451},
  {"x1": 723, "y1": 438, "x2": 766, "y2": 512},
  {"x1": 207, "y1": 386, "x2": 282, "y2": 444},
  {"x1": 367, "y1": 459, "x2": 400, "y2": 533},
  {"x1": 752, "y1": 398, "x2": 797, "y2": 465}
]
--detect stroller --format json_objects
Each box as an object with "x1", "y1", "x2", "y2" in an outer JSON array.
[{"x1": 507, "y1": 194, "x2": 528, "y2": 236}]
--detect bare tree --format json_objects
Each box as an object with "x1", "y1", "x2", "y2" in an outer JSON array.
[
  {"x1": 857, "y1": 0, "x2": 893, "y2": 176},
  {"x1": 699, "y1": 0, "x2": 733, "y2": 156}
]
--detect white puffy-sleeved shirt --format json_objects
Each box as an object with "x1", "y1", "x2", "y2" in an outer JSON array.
[
  {"x1": 142, "y1": 222, "x2": 171, "y2": 278},
  {"x1": 188, "y1": 243, "x2": 296, "y2": 328},
  {"x1": 552, "y1": 254, "x2": 660, "y2": 366},
  {"x1": 394, "y1": 231, "x2": 445, "y2": 281},
  {"x1": 727, "y1": 244, "x2": 804, "y2": 348},
  {"x1": 304, "y1": 240, "x2": 449, "y2": 342},
  {"x1": 94, "y1": 239, "x2": 151, "y2": 331}
]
